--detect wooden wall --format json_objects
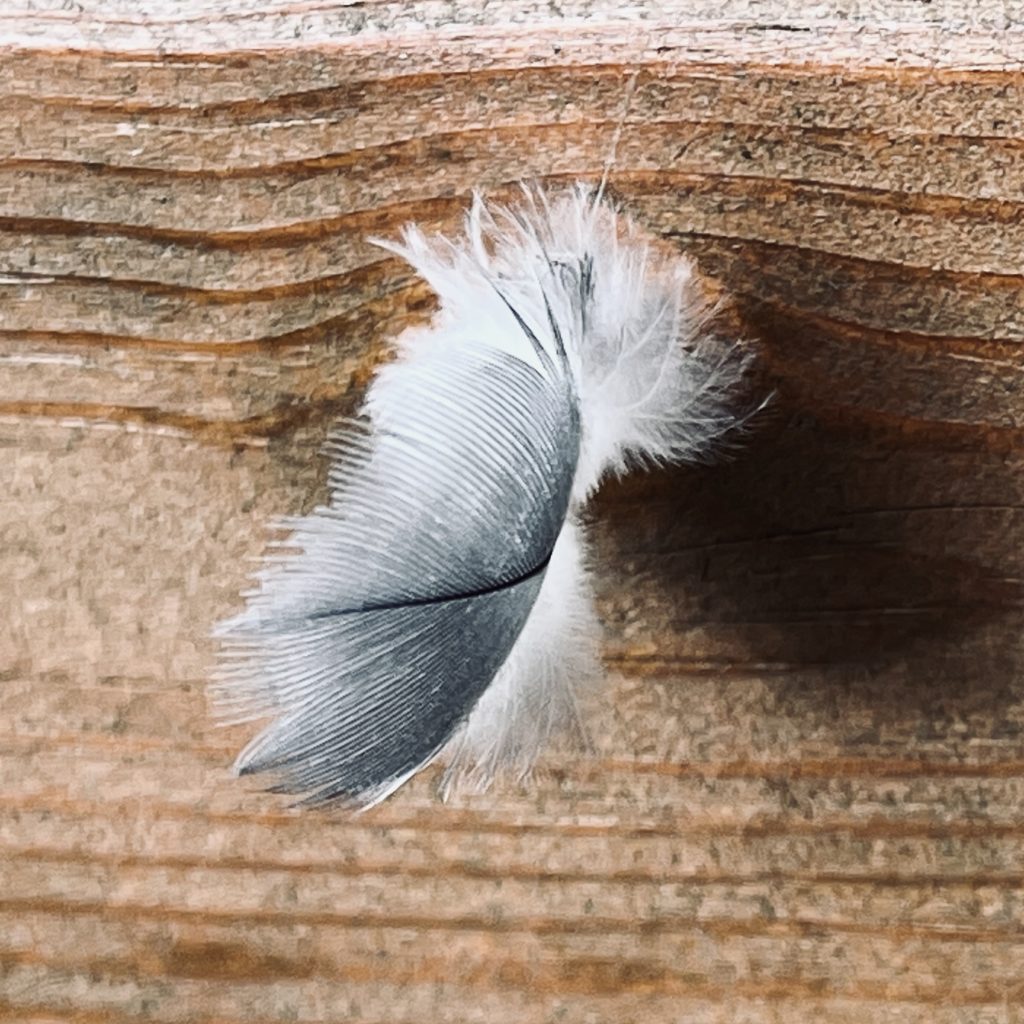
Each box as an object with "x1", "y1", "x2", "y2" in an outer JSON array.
[{"x1": 3, "y1": 4, "x2": 1024, "y2": 1021}]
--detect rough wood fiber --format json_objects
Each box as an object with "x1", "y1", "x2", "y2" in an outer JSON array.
[{"x1": 4, "y1": 3, "x2": 1024, "y2": 1022}]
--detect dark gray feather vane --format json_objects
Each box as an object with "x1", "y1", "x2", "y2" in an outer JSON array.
[{"x1": 215, "y1": 343, "x2": 580, "y2": 806}]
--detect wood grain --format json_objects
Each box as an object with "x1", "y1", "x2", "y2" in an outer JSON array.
[{"x1": 4, "y1": 4, "x2": 1024, "y2": 1022}]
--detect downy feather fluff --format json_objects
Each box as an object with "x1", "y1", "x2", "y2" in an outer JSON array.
[{"x1": 212, "y1": 185, "x2": 753, "y2": 808}]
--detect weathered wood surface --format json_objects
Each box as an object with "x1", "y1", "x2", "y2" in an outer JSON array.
[{"x1": 4, "y1": 3, "x2": 1024, "y2": 1022}]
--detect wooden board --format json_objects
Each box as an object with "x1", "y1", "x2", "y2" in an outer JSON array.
[{"x1": 3, "y1": 4, "x2": 1024, "y2": 1021}]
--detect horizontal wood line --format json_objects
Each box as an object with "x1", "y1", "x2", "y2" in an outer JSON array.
[
  {"x1": 0, "y1": 267, "x2": 384, "y2": 304},
  {"x1": 0, "y1": 5, "x2": 396, "y2": 32},
  {"x1": 672, "y1": 229, "x2": 1024, "y2": 289},
  {"x1": 0, "y1": 732, "x2": 237, "y2": 756},
  {"x1": 3, "y1": 126, "x2": 600, "y2": 181},
  {"x1": 8, "y1": 62, "x2": 620, "y2": 116},
  {"x1": 0, "y1": 1003, "x2": 337, "y2": 1024},
  {"x1": 1, "y1": 227, "x2": 1020, "y2": 312},
  {"x1": 12, "y1": 65, "x2": 625, "y2": 117},
  {"x1": 601, "y1": 655, "x2": 839, "y2": 676},
  {"x1": 614, "y1": 606, "x2": 1013, "y2": 624},
  {"x1": 2, "y1": 174, "x2": 1015, "y2": 282},
  {"x1": 5, "y1": 846, "x2": 1024, "y2": 890},
  {"x1": 603, "y1": 756, "x2": 1024, "y2": 780},
  {"x1": 784, "y1": 394, "x2": 1024, "y2": 454},
  {"x1": 2, "y1": 796, "x2": 1023, "y2": 841},
  {"x1": 3, "y1": 148, "x2": 1024, "y2": 228},
  {"x1": 4, "y1": 112, "x2": 1022, "y2": 173},
  {"x1": 0, "y1": 1010, "x2": 384, "y2": 1024},
  {"x1": 0, "y1": 252, "x2": 403, "y2": 302},
  {"x1": 0, "y1": 296, "x2": 1015, "y2": 363},
  {"x1": 0, "y1": 957, "x2": 1022, "y2": 1011},
  {"x1": 643, "y1": 166, "x2": 1024, "y2": 222},
  {"x1": 756, "y1": 297, "x2": 1024, "y2": 353},
  {"x1": 847, "y1": 502, "x2": 1024, "y2": 515},
  {"x1": 0, "y1": 397, "x2": 346, "y2": 445},
  {"x1": 0, "y1": 295, "x2": 425, "y2": 354},
  {"x1": 0, "y1": 1005, "x2": 253, "y2": 1024},
  {"x1": 5, "y1": 209, "x2": 1023, "y2": 301},
  {"x1": 606, "y1": 645, "x2": 1024, "y2": 677},
  {"x1": 0, "y1": 214, "x2": 405, "y2": 257},
  {"x1": 0, "y1": 998, "x2": 1012, "y2": 1024},
  {"x1": 608, "y1": 655, "x2": 866, "y2": 679},
  {"x1": 0, "y1": 203, "x2": 442, "y2": 249},
  {"x1": 0, "y1": 326, "x2": 316, "y2": 355},
  {"x1": 600, "y1": 519, "x2": 992, "y2": 555},
  {"x1": 3, "y1": 190, "x2": 1020, "y2": 294},
  {"x1": 4, "y1": 22, "x2": 1024, "y2": 78},
  {"x1": 5, "y1": 38, "x2": 1024, "y2": 81},
  {"x1": 2, "y1": 897, "x2": 1023, "y2": 950},
  {"x1": 6, "y1": 732, "x2": 1024, "y2": 781},
  {"x1": 8, "y1": 61, "x2": 1024, "y2": 116}
]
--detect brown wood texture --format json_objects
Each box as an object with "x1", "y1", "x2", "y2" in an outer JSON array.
[{"x1": 4, "y1": 4, "x2": 1024, "y2": 1022}]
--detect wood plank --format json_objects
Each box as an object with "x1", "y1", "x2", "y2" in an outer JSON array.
[{"x1": 3, "y1": 4, "x2": 1024, "y2": 1022}]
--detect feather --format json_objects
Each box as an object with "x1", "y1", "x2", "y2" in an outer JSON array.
[{"x1": 212, "y1": 184, "x2": 755, "y2": 808}]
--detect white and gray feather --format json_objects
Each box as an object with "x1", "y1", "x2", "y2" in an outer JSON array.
[{"x1": 212, "y1": 185, "x2": 753, "y2": 808}]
